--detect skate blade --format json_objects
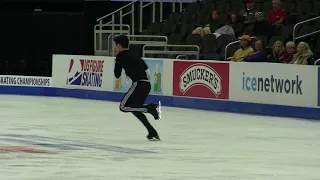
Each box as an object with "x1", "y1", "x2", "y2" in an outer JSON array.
[
  {"x1": 157, "y1": 101, "x2": 162, "y2": 120},
  {"x1": 148, "y1": 137, "x2": 161, "y2": 141}
]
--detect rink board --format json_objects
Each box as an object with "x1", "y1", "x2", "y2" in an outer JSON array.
[
  {"x1": 0, "y1": 54, "x2": 319, "y2": 120},
  {"x1": 0, "y1": 85, "x2": 319, "y2": 120}
]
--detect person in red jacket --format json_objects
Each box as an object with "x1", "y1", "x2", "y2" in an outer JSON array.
[{"x1": 268, "y1": 0, "x2": 287, "y2": 34}]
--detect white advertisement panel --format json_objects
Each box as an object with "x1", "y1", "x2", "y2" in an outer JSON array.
[
  {"x1": 0, "y1": 75, "x2": 52, "y2": 87},
  {"x1": 52, "y1": 54, "x2": 114, "y2": 91},
  {"x1": 52, "y1": 55, "x2": 173, "y2": 96},
  {"x1": 111, "y1": 58, "x2": 173, "y2": 96},
  {"x1": 230, "y1": 62, "x2": 318, "y2": 107}
]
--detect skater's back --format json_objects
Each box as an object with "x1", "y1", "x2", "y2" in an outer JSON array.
[{"x1": 114, "y1": 49, "x2": 148, "y2": 82}]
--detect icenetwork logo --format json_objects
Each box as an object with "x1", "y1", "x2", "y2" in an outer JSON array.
[{"x1": 242, "y1": 72, "x2": 302, "y2": 95}]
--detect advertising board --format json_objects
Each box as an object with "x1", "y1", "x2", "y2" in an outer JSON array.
[
  {"x1": 52, "y1": 55, "x2": 114, "y2": 91},
  {"x1": 113, "y1": 59, "x2": 164, "y2": 95},
  {"x1": 230, "y1": 63, "x2": 318, "y2": 107},
  {"x1": 172, "y1": 61, "x2": 229, "y2": 99},
  {"x1": 0, "y1": 75, "x2": 51, "y2": 87}
]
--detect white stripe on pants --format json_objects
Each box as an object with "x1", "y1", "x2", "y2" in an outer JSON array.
[{"x1": 120, "y1": 82, "x2": 148, "y2": 113}]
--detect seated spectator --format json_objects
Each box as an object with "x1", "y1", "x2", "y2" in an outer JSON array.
[
  {"x1": 231, "y1": 35, "x2": 254, "y2": 62},
  {"x1": 212, "y1": 13, "x2": 239, "y2": 40},
  {"x1": 243, "y1": 40, "x2": 267, "y2": 62},
  {"x1": 228, "y1": 13, "x2": 244, "y2": 37},
  {"x1": 290, "y1": 42, "x2": 313, "y2": 65},
  {"x1": 267, "y1": 40, "x2": 285, "y2": 63},
  {"x1": 279, "y1": 41, "x2": 296, "y2": 63},
  {"x1": 254, "y1": 12, "x2": 272, "y2": 36},
  {"x1": 268, "y1": 0, "x2": 287, "y2": 34},
  {"x1": 239, "y1": 0, "x2": 259, "y2": 34},
  {"x1": 192, "y1": 10, "x2": 222, "y2": 37}
]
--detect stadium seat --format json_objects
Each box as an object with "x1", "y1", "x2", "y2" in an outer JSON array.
[{"x1": 201, "y1": 34, "x2": 218, "y2": 60}]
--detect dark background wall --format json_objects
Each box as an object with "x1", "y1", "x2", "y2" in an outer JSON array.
[{"x1": 0, "y1": 0, "x2": 129, "y2": 76}]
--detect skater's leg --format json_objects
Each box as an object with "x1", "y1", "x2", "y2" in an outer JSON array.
[
  {"x1": 120, "y1": 81, "x2": 161, "y2": 120},
  {"x1": 131, "y1": 112, "x2": 160, "y2": 140},
  {"x1": 119, "y1": 82, "x2": 148, "y2": 113},
  {"x1": 132, "y1": 112, "x2": 157, "y2": 134}
]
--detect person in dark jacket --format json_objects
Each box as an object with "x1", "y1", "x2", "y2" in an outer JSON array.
[
  {"x1": 254, "y1": 12, "x2": 272, "y2": 36},
  {"x1": 244, "y1": 40, "x2": 267, "y2": 62},
  {"x1": 192, "y1": 10, "x2": 222, "y2": 37},
  {"x1": 267, "y1": 40, "x2": 285, "y2": 63}
]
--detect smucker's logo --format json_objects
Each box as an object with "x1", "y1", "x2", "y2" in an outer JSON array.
[{"x1": 179, "y1": 63, "x2": 222, "y2": 96}]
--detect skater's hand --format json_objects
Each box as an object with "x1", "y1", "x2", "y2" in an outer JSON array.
[{"x1": 146, "y1": 69, "x2": 151, "y2": 80}]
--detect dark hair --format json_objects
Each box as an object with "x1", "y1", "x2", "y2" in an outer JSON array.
[
  {"x1": 253, "y1": 39, "x2": 265, "y2": 51},
  {"x1": 227, "y1": 12, "x2": 238, "y2": 24},
  {"x1": 113, "y1": 35, "x2": 129, "y2": 48}
]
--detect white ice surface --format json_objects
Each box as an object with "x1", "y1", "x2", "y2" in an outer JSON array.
[{"x1": 0, "y1": 95, "x2": 320, "y2": 180}]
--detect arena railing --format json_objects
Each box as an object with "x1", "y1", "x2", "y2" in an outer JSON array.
[
  {"x1": 94, "y1": 0, "x2": 197, "y2": 56},
  {"x1": 142, "y1": 44, "x2": 200, "y2": 59},
  {"x1": 108, "y1": 34, "x2": 168, "y2": 57},
  {"x1": 94, "y1": 24, "x2": 130, "y2": 56},
  {"x1": 293, "y1": 16, "x2": 320, "y2": 42}
]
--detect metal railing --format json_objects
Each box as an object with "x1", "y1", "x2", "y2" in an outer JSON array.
[
  {"x1": 140, "y1": 0, "x2": 158, "y2": 32},
  {"x1": 94, "y1": 0, "x2": 196, "y2": 56},
  {"x1": 224, "y1": 36, "x2": 257, "y2": 60},
  {"x1": 97, "y1": 1, "x2": 136, "y2": 35},
  {"x1": 143, "y1": 44, "x2": 200, "y2": 59},
  {"x1": 108, "y1": 34, "x2": 168, "y2": 56},
  {"x1": 293, "y1": 16, "x2": 320, "y2": 41},
  {"x1": 94, "y1": 24, "x2": 130, "y2": 56}
]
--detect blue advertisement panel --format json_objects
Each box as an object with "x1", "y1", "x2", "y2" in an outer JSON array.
[{"x1": 113, "y1": 59, "x2": 163, "y2": 95}]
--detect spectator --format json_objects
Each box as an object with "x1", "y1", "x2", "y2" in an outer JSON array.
[
  {"x1": 212, "y1": 13, "x2": 239, "y2": 40},
  {"x1": 244, "y1": 40, "x2": 267, "y2": 62},
  {"x1": 253, "y1": 12, "x2": 272, "y2": 36},
  {"x1": 267, "y1": 40, "x2": 285, "y2": 63},
  {"x1": 239, "y1": 0, "x2": 258, "y2": 24},
  {"x1": 192, "y1": 10, "x2": 222, "y2": 37},
  {"x1": 279, "y1": 41, "x2": 296, "y2": 63},
  {"x1": 239, "y1": 0, "x2": 259, "y2": 34},
  {"x1": 268, "y1": 0, "x2": 287, "y2": 34},
  {"x1": 228, "y1": 13, "x2": 244, "y2": 37},
  {"x1": 290, "y1": 42, "x2": 313, "y2": 65},
  {"x1": 231, "y1": 35, "x2": 254, "y2": 62}
]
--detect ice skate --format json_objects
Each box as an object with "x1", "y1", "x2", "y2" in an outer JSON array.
[
  {"x1": 147, "y1": 101, "x2": 162, "y2": 120},
  {"x1": 147, "y1": 133, "x2": 160, "y2": 141}
]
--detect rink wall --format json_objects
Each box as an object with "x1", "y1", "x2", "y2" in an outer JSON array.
[{"x1": 0, "y1": 54, "x2": 320, "y2": 120}]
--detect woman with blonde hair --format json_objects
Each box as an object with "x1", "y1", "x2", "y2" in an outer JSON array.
[
  {"x1": 267, "y1": 40, "x2": 285, "y2": 63},
  {"x1": 290, "y1": 42, "x2": 313, "y2": 65}
]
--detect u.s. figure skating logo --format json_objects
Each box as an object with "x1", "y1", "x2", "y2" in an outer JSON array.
[{"x1": 66, "y1": 58, "x2": 105, "y2": 87}]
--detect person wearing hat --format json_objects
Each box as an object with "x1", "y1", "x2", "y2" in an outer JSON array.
[
  {"x1": 239, "y1": 0, "x2": 259, "y2": 24},
  {"x1": 239, "y1": 0, "x2": 259, "y2": 35},
  {"x1": 231, "y1": 35, "x2": 254, "y2": 62}
]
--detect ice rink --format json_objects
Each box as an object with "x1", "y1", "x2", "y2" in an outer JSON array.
[{"x1": 0, "y1": 95, "x2": 320, "y2": 180}]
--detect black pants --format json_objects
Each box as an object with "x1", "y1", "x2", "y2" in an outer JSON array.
[
  {"x1": 120, "y1": 80, "x2": 157, "y2": 134},
  {"x1": 119, "y1": 80, "x2": 151, "y2": 112}
]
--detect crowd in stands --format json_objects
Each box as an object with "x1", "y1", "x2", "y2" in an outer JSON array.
[
  {"x1": 231, "y1": 35, "x2": 314, "y2": 65},
  {"x1": 144, "y1": 0, "x2": 320, "y2": 64},
  {"x1": 189, "y1": 0, "x2": 318, "y2": 64}
]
